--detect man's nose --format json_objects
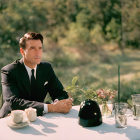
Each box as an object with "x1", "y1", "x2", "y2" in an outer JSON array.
[{"x1": 35, "y1": 48, "x2": 42, "y2": 55}]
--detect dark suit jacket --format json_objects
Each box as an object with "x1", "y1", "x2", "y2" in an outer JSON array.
[{"x1": 0, "y1": 59, "x2": 68, "y2": 118}]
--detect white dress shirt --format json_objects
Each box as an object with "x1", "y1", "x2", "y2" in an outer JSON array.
[{"x1": 24, "y1": 64, "x2": 48, "y2": 113}]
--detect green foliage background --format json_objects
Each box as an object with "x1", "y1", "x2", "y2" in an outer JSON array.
[{"x1": 0, "y1": 0, "x2": 140, "y2": 106}]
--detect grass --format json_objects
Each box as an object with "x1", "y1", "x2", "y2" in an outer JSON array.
[
  {"x1": 46, "y1": 47, "x2": 140, "y2": 105},
  {"x1": 0, "y1": 46, "x2": 140, "y2": 106}
]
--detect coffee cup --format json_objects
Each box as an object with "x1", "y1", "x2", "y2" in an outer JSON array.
[
  {"x1": 11, "y1": 110, "x2": 24, "y2": 124},
  {"x1": 25, "y1": 108, "x2": 37, "y2": 122}
]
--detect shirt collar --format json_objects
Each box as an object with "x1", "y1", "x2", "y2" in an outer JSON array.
[
  {"x1": 23, "y1": 62, "x2": 37, "y2": 79},
  {"x1": 24, "y1": 64, "x2": 37, "y2": 72}
]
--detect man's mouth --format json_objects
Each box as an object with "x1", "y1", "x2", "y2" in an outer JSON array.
[{"x1": 34, "y1": 57, "x2": 40, "y2": 59}]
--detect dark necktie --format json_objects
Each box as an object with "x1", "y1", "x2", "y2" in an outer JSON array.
[{"x1": 31, "y1": 69, "x2": 36, "y2": 95}]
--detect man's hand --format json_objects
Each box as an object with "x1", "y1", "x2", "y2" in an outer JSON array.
[{"x1": 48, "y1": 98, "x2": 73, "y2": 113}]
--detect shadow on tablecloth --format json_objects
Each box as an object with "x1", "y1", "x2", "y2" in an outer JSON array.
[
  {"x1": 10, "y1": 118, "x2": 58, "y2": 135},
  {"x1": 85, "y1": 121, "x2": 140, "y2": 140},
  {"x1": 44, "y1": 108, "x2": 79, "y2": 119}
]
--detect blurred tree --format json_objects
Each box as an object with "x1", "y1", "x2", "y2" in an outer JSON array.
[
  {"x1": 0, "y1": 0, "x2": 140, "y2": 106},
  {"x1": 122, "y1": 0, "x2": 140, "y2": 48},
  {"x1": 99, "y1": 0, "x2": 121, "y2": 44},
  {"x1": 66, "y1": 23, "x2": 90, "y2": 47},
  {"x1": 0, "y1": 0, "x2": 48, "y2": 52},
  {"x1": 0, "y1": 0, "x2": 140, "y2": 52},
  {"x1": 45, "y1": 0, "x2": 79, "y2": 43}
]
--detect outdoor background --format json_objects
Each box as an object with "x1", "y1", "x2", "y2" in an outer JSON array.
[{"x1": 0, "y1": 0, "x2": 140, "y2": 107}]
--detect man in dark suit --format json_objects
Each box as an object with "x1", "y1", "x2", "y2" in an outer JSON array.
[{"x1": 0, "y1": 32, "x2": 72, "y2": 118}]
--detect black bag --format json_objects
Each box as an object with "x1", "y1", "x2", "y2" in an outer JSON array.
[{"x1": 78, "y1": 99, "x2": 102, "y2": 127}]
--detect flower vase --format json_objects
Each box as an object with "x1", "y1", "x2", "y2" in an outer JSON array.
[{"x1": 101, "y1": 101, "x2": 112, "y2": 117}]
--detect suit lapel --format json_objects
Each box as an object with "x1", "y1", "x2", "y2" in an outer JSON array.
[
  {"x1": 36, "y1": 65, "x2": 44, "y2": 87},
  {"x1": 19, "y1": 59, "x2": 31, "y2": 95}
]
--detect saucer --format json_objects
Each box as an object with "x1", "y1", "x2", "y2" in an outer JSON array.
[{"x1": 7, "y1": 115, "x2": 30, "y2": 129}]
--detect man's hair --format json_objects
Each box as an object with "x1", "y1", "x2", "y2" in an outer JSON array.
[{"x1": 19, "y1": 32, "x2": 43, "y2": 49}]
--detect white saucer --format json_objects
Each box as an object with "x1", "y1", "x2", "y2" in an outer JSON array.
[{"x1": 7, "y1": 115, "x2": 30, "y2": 129}]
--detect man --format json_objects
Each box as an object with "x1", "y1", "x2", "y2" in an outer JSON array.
[{"x1": 0, "y1": 32, "x2": 72, "y2": 118}]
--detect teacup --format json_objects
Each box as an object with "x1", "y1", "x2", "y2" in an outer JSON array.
[
  {"x1": 25, "y1": 108, "x2": 37, "y2": 122},
  {"x1": 11, "y1": 110, "x2": 24, "y2": 124}
]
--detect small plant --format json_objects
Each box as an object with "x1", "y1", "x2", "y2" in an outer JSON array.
[
  {"x1": 96, "y1": 88, "x2": 117, "y2": 116},
  {"x1": 65, "y1": 76, "x2": 83, "y2": 105},
  {"x1": 65, "y1": 76, "x2": 117, "y2": 105},
  {"x1": 65, "y1": 76, "x2": 98, "y2": 105},
  {"x1": 96, "y1": 88, "x2": 117, "y2": 103}
]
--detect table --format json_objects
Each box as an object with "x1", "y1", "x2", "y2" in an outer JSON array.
[{"x1": 0, "y1": 106, "x2": 140, "y2": 140}]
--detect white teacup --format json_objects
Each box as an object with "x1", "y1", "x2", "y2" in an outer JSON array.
[
  {"x1": 11, "y1": 110, "x2": 24, "y2": 124},
  {"x1": 25, "y1": 108, "x2": 37, "y2": 122}
]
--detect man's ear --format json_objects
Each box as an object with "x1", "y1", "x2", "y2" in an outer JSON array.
[{"x1": 20, "y1": 48, "x2": 24, "y2": 56}]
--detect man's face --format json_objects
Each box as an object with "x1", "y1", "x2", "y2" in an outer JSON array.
[{"x1": 20, "y1": 39, "x2": 43, "y2": 68}]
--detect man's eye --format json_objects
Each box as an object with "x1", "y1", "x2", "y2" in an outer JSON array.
[{"x1": 30, "y1": 47, "x2": 35, "y2": 50}]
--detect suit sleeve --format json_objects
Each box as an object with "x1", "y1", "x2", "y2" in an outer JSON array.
[
  {"x1": 47, "y1": 64, "x2": 68, "y2": 101},
  {"x1": 1, "y1": 68, "x2": 44, "y2": 117}
]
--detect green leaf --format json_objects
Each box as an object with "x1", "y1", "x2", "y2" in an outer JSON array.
[{"x1": 72, "y1": 76, "x2": 79, "y2": 86}]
